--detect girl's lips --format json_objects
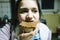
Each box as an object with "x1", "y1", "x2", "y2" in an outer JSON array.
[{"x1": 25, "y1": 20, "x2": 33, "y2": 22}]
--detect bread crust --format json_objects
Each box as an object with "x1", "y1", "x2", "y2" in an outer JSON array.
[
  {"x1": 18, "y1": 21, "x2": 39, "y2": 40},
  {"x1": 19, "y1": 21, "x2": 39, "y2": 33}
]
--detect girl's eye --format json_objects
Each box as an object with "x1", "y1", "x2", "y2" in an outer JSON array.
[
  {"x1": 20, "y1": 9, "x2": 28, "y2": 13},
  {"x1": 19, "y1": 8, "x2": 28, "y2": 13},
  {"x1": 32, "y1": 10, "x2": 37, "y2": 13},
  {"x1": 32, "y1": 8, "x2": 38, "y2": 13}
]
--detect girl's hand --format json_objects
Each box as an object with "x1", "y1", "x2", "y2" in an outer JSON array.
[
  {"x1": 18, "y1": 22, "x2": 40, "y2": 40},
  {"x1": 19, "y1": 26, "x2": 38, "y2": 38}
]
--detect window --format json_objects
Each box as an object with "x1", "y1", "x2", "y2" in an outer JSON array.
[
  {"x1": 39, "y1": 0, "x2": 58, "y2": 12},
  {"x1": 41, "y1": 0, "x2": 54, "y2": 9}
]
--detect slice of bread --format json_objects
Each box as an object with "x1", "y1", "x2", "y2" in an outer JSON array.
[
  {"x1": 19, "y1": 21, "x2": 39, "y2": 28},
  {"x1": 18, "y1": 21, "x2": 39, "y2": 40},
  {"x1": 19, "y1": 21, "x2": 39, "y2": 33}
]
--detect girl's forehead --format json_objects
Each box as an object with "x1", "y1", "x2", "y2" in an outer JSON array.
[
  {"x1": 21, "y1": 0, "x2": 36, "y2": 4},
  {"x1": 19, "y1": 0, "x2": 38, "y2": 8}
]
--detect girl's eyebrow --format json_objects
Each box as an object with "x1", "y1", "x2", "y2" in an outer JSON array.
[
  {"x1": 19, "y1": 8, "x2": 28, "y2": 10},
  {"x1": 32, "y1": 8, "x2": 38, "y2": 10},
  {"x1": 18, "y1": 8, "x2": 28, "y2": 13}
]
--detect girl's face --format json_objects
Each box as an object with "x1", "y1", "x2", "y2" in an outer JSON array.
[{"x1": 18, "y1": 0, "x2": 40, "y2": 22}]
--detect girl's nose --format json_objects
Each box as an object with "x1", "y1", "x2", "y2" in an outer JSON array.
[
  {"x1": 26, "y1": 10, "x2": 33, "y2": 21},
  {"x1": 26, "y1": 10, "x2": 33, "y2": 19}
]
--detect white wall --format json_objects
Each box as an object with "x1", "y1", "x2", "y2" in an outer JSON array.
[
  {"x1": 0, "y1": 3, "x2": 3, "y2": 18},
  {"x1": 2, "y1": 3, "x2": 11, "y2": 19},
  {"x1": 0, "y1": 0, "x2": 11, "y2": 19},
  {"x1": 58, "y1": 0, "x2": 60, "y2": 13}
]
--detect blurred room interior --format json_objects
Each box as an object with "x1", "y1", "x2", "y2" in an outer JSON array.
[{"x1": 0, "y1": 0, "x2": 60, "y2": 40}]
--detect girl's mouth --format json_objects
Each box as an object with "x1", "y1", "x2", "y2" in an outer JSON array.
[{"x1": 25, "y1": 20, "x2": 33, "y2": 22}]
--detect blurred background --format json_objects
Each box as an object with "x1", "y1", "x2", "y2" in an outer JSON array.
[{"x1": 0, "y1": 0, "x2": 60, "y2": 40}]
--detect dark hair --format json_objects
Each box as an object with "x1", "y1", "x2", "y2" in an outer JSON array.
[
  {"x1": 36, "y1": 0, "x2": 42, "y2": 19},
  {"x1": 13, "y1": 0, "x2": 42, "y2": 30},
  {"x1": 16, "y1": 0, "x2": 41, "y2": 19}
]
